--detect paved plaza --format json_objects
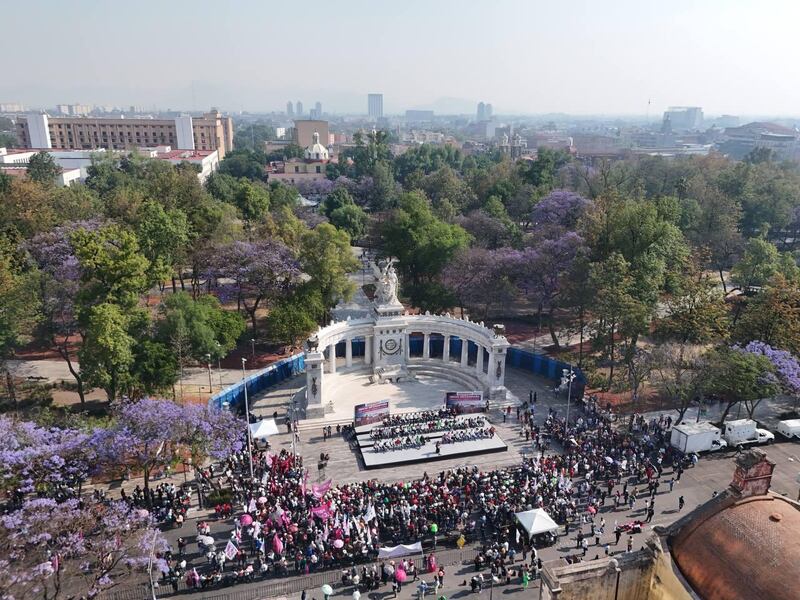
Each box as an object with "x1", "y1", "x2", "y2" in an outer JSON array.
[{"x1": 140, "y1": 357, "x2": 800, "y2": 599}]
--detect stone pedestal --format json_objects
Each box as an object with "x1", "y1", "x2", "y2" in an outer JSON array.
[{"x1": 304, "y1": 351, "x2": 326, "y2": 418}]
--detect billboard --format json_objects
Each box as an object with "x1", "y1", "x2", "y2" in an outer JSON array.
[
  {"x1": 354, "y1": 400, "x2": 390, "y2": 427},
  {"x1": 445, "y1": 391, "x2": 485, "y2": 414}
]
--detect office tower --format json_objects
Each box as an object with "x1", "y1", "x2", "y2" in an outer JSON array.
[
  {"x1": 287, "y1": 101, "x2": 294, "y2": 116},
  {"x1": 477, "y1": 102, "x2": 485, "y2": 121},
  {"x1": 296, "y1": 101, "x2": 304, "y2": 116},
  {"x1": 485, "y1": 103, "x2": 493, "y2": 119},
  {"x1": 368, "y1": 94, "x2": 383, "y2": 120},
  {"x1": 662, "y1": 107, "x2": 703, "y2": 131}
]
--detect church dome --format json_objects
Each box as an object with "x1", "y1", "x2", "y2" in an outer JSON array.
[
  {"x1": 670, "y1": 493, "x2": 800, "y2": 600},
  {"x1": 304, "y1": 131, "x2": 329, "y2": 161}
]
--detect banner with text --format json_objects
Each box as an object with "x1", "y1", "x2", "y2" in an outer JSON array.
[
  {"x1": 354, "y1": 400, "x2": 390, "y2": 427},
  {"x1": 445, "y1": 391, "x2": 485, "y2": 414}
]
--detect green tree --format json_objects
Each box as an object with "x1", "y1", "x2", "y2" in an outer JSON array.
[
  {"x1": 218, "y1": 149, "x2": 267, "y2": 181},
  {"x1": 134, "y1": 201, "x2": 190, "y2": 288},
  {"x1": 656, "y1": 269, "x2": 728, "y2": 343},
  {"x1": 381, "y1": 191, "x2": 470, "y2": 309},
  {"x1": 733, "y1": 275, "x2": 800, "y2": 355},
  {"x1": 330, "y1": 204, "x2": 367, "y2": 240},
  {"x1": 157, "y1": 292, "x2": 245, "y2": 361},
  {"x1": 322, "y1": 187, "x2": 355, "y2": 218},
  {"x1": 78, "y1": 303, "x2": 136, "y2": 403},
  {"x1": 234, "y1": 180, "x2": 270, "y2": 226},
  {"x1": 265, "y1": 288, "x2": 323, "y2": 348},
  {"x1": 705, "y1": 346, "x2": 781, "y2": 423},
  {"x1": 26, "y1": 151, "x2": 61, "y2": 185},
  {"x1": 731, "y1": 237, "x2": 798, "y2": 290},
  {"x1": 70, "y1": 225, "x2": 150, "y2": 312},
  {"x1": 589, "y1": 252, "x2": 649, "y2": 390},
  {"x1": 300, "y1": 223, "x2": 358, "y2": 312},
  {"x1": 129, "y1": 339, "x2": 179, "y2": 398}
]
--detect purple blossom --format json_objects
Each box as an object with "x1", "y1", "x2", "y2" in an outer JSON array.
[
  {"x1": 532, "y1": 190, "x2": 592, "y2": 231},
  {"x1": 737, "y1": 341, "x2": 800, "y2": 394},
  {"x1": 0, "y1": 417, "x2": 94, "y2": 496},
  {"x1": 0, "y1": 498, "x2": 166, "y2": 600},
  {"x1": 92, "y1": 398, "x2": 244, "y2": 503}
]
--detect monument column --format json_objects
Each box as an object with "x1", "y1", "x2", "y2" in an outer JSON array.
[
  {"x1": 461, "y1": 338, "x2": 469, "y2": 367},
  {"x1": 328, "y1": 344, "x2": 337, "y2": 374},
  {"x1": 305, "y1": 348, "x2": 325, "y2": 418},
  {"x1": 475, "y1": 345, "x2": 483, "y2": 378},
  {"x1": 423, "y1": 333, "x2": 430, "y2": 359},
  {"x1": 345, "y1": 337, "x2": 353, "y2": 367},
  {"x1": 404, "y1": 332, "x2": 410, "y2": 360},
  {"x1": 364, "y1": 336, "x2": 372, "y2": 365},
  {"x1": 443, "y1": 335, "x2": 450, "y2": 362}
]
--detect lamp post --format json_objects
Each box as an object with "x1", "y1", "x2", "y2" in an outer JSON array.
[
  {"x1": 241, "y1": 358, "x2": 255, "y2": 480},
  {"x1": 250, "y1": 338, "x2": 256, "y2": 364},
  {"x1": 563, "y1": 365, "x2": 575, "y2": 429},
  {"x1": 215, "y1": 342, "x2": 223, "y2": 387},
  {"x1": 205, "y1": 353, "x2": 213, "y2": 395}
]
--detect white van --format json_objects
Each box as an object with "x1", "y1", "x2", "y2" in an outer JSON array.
[{"x1": 777, "y1": 419, "x2": 800, "y2": 440}]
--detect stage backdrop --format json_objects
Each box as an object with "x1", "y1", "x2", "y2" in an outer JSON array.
[
  {"x1": 445, "y1": 391, "x2": 484, "y2": 414},
  {"x1": 354, "y1": 400, "x2": 390, "y2": 427}
]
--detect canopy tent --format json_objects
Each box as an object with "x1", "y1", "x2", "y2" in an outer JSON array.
[
  {"x1": 514, "y1": 509, "x2": 559, "y2": 538},
  {"x1": 249, "y1": 419, "x2": 279, "y2": 439}
]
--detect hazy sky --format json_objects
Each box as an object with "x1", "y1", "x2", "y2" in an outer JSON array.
[{"x1": 3, "y1": 0, "x2": 799, "y2": 116}]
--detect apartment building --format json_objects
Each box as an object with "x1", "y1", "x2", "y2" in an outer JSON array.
[{"x1": 15, "y1": 109, "x2": 234, "y2": 157}]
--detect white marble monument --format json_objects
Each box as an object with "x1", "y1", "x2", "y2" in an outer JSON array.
[{"x1": 304, "y1": 260, "x2": 510, "y2": 417}]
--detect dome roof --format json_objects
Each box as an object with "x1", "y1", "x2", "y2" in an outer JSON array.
[
  {"x1": 670, "y1": 494, "x2": 800, "y2": 600},
  {"x1": 304, "y1": 131, "x2": 329, "y2": 161}
]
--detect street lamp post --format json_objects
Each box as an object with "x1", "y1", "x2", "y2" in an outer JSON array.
[
  {"x1": 250, "y1": 338, "x2": 256, "y2": 364},
  {"x1": 241, "y1": 358, "x2": 255, "y2": 480},
  {"x1": 205, "y1": 353, "x2": 213, "y2": 395},
  {"x1": 564, "y1": 365, "x2": 575, "y2": 428},
  {"x1": 215, "y1": 342, "x2": 223, "y2": 387}
]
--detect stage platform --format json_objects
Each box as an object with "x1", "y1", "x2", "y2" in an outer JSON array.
[{"x1": 356, "y1": 417, "x2": 508, "y2": 469}]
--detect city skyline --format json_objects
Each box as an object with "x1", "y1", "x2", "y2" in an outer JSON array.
[{"x1": 3, "y1": 0, "x2": 800, "y2": 117}]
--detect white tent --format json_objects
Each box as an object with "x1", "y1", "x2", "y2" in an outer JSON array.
[
  {"x1": 514, "y1": 509, "x2": 559, "y2": 538},
  {"x1": 249, "y1": 419, "x2": 279, "y2": 439}
]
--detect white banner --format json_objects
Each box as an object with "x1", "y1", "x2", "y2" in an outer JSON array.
[{"x1": 378, "y1": 541, "x2": 423, "y2": 559}]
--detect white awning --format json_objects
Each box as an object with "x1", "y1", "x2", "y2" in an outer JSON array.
[
  {"x1": 515, "y1": 508, "x2": 559, "y2": 537},
  {"x1": 249, "y1": 419, "x2": 279, "y2": 439}
]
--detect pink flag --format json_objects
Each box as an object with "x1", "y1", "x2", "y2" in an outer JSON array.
[
  {"x1": 311, "y1": 503, "x2": 332, "y2": 520},
  {"x1": 272, "y1": 533, "x2": 284, "y2": 554},
  {"x1": 312, "y1": 479, "x2": 332, "y2": 498},
  {"x1": 224, "y1": 540, "x2": 238, "y2": 560},
  {"x1": 265, "y1": 452, "x2": 274, "y2": 467}
]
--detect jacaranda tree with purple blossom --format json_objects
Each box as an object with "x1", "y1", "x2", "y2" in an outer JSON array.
[
  {"x1": 205, "y1": 240, "x2": 300, "y2": 336},
  {"x1": 25, "y1": 221, "x2": 101, "y2": 405},
  {"x1": 509, "y1": 231, "x2": 587, "y2": 349},
  {"x1": 0, "y1": 498, "x2": 168, "y2": 600},
  {"x1": 739, "y1": 341, "x2": 800, "y2": 397},
  {"x1": 91, "y1": 398, "x2": 244, "y2": 506},
  {"x1": 0, "y1": 416, "x2": 95, "y2": 501}
]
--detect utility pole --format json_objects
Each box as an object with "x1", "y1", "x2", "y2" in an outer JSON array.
[{"x1": 241, "y1": 358, "x2": 254, "y2": 480}]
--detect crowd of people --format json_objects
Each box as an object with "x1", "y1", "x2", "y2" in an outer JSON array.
[
  {"x1": 369, "y1": 415, "x2": 487, "y2": 441},
  {"x1": 440, "y1": 426, "x2": 496, "y2": 444},
  {"x1": 148, "y1": 395, "x2": 684, "y2": 596}
]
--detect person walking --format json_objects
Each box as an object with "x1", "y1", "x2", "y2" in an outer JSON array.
[
  {"x1": 678, "y1": 496, "x2": 685, "y2": 511},
  {"x1": 627, "y1": 536, "x2": 633, "y2": 553}
]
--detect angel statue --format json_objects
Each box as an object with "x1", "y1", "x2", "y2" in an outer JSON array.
[{"x1": 372, "y1": 258, "x2": 400, "y2": 305}]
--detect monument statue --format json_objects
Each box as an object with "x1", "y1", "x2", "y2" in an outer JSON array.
[{"x1": 372, "y1": 258, "x2": 400, "y2": 306}]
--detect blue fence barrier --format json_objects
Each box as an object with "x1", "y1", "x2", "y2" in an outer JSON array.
[
  {"x1": 506, "y1": 347, "x2": 586, "y2": 399},
  {"x1": 209, "y1": 353, "x2": 305, "y2": 412},
  {"x1": 208, "y1": 346, "x2": 586, "y2": 413}
]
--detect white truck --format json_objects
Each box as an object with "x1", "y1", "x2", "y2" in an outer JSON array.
[
  {"x1": 722, "y1": 419, "x2": 774, "y2": 450},
  {"x1": 670, "y1": 422, "x2": 727, "y2": 454},
  {"x1": 776, "y1": 419, "x2": 800, "y2": 440}
]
